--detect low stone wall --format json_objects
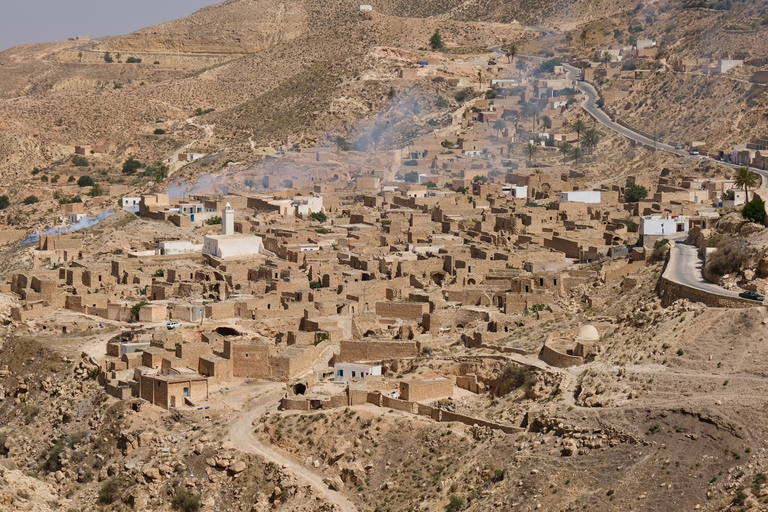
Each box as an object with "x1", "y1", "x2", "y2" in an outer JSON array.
[
  {"x1": 381, "y1": 395, "x2": 416, "y2": 413},
  {"x1": 541, "y1": 338, "x2": 584, "y2": 368}
]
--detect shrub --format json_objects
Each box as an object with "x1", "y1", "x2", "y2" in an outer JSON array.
[
  {"x1": 0, "y1": 195, "x2": 9, "y2": 209},
  {"x1": 624, "y1": 184, "x2": 648, "y2": 202},
  {"x1": 404, "y1": 171, "x2": 420, "y2": 183},
  {"x1": 309, "y1": 211, "x2": 327, "y2": 223},
  {"x1": 77, "y1": 175, "x2": 94, "y2": 187},
  {"x1": 23, "y1": 196, "x2": 39, "y2": 205},
  {"x1": 649, "y1": 238, "x2": 670, "y2": 262},
  {"x1": 455, "y1": 186, "x2": 468, "y2": 195},
  {"x1": 125, "y1": 57, "x2": 141, "y2": 63},
  {"x1": 426, "y1": 181, "x2": 437, "y2": 188},
  {"x1": 32, "y1": 167, "x2": 42, "y2": 175},
  {"x1": 98, "y1": 478, "x2": 120, "y2": 504},
  {"x1": 500, "y1": 364, "x2": 535, "y2": 391},
  {"x1": 122, "y1": 157, "x2": 144, "y2": 174},
  {"x1": 403, "y1": 160, "x2": 419, "y2": 167},
  {"x1": 71, "y1": 155, "x2": 89, "y2": 167},
  {"x1": 153, "y1": 269, "x2": 164, "y2": 278},
  {"x1": 68, "y1": 175, "x2": 75, "y2": 182},
  {"x1": 103, "y1": 52, "x2": 113, "y2": 63},
  {"x1": 153, "y1": 128, "x2": 166, "y2": 135},
  {"x1": 154, "y1": 61, "x2": 160, "y2": 65},
  {"x1": 706, "y1": 236, "x2": 749, "y2": 276},
  {"x1": 206, "y1": 216, "x2": 222, "y2": 225},
  {"x1": 454, "y1": 89, "x2": 470, "y2": 102},
  {"x1": 309, "y1": 281, "x2": 323, "y2": 290},
  {"x1": 436, "y1": 95, "x2": 450, "y2": 108},
  {"x1": 173, "y1": 487, "x2": 201, "y2": 512},
  {"x1": 445, "y1": 495, "x2": 464, "y2": 512},
  {"x1": 40, "y1": 175, "x2": 48, "y2": 182},
  {"x1": 742, "y1": 198, "x2": 765, "y2": 223},
  {"x1": 473, "y1": 175, "x2": 488, "y2": 183},
  {"x1": 88, "y1": 184, "x2": 104, "y2": 197},
  {"x1": 130, "y1": 300, "x2": 148, "y2": 319},
  {"x1": 429, "y1": 30, "x2": 444, "y2": 50}
]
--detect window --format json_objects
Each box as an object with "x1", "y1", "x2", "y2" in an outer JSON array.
[
  {"x1": 352, "y1": 371, "x2": 356, "y2": 377},
  {"x1": 539, "y1": 278, "x2": 544, "y2": 286},
  {"x1": 183, "y1": 387, "x2": 189, "y2": 397},
  {"x1": 157, "y1": 381, "x2": 161, "y2": 387},
  {"x1": 553, "y1": 279, "x2": 557, "y2": 286},
  {"x1": 338, "y1": 370, "x2": 343, "y2": 377},
  {"x1": 525, "y1": 285, "x2": 529, "y2": 293}
]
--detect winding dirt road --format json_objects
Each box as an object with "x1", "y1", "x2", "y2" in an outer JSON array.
[{"x1": 226, "y1": 386, "x2": 358, "y2": 512}]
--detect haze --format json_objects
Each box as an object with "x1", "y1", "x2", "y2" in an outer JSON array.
[{"x1": 0, "y1": 0, "x2": 222, "y2": 51}]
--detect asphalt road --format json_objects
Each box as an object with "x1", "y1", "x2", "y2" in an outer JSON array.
[
  {"x1": 665, "y1": 243, "x2": 745, "y2": 299},
  {"x1": 489, "y1": 47, "x2": 768, "y2": 186}
]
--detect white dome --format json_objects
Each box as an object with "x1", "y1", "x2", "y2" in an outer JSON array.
[{"x1": 575, "y1": 325, "x2": 599, "y2": 341}]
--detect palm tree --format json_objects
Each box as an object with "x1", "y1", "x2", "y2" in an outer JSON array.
[
  {"x1": 505, "y1": 44, "x2": 518, "y2": 64},
  {"x1": 565, "y1": 32, "x2": 573, "y2": 47},
  {"x1": 580, "y1": 29, "x2": 588, "y2": 47},
  {"x1": 515, "y1": 59, "x2": 527, "y2": 79},
  {"x1": 492, "y1": 119, "x2": 506, "y2": 139},
  {"x1": 525, "y1": 143, "x2": 538, "y2": 167},
  {"x1": 571, "y1": 119, "x2": 586, "y2": 144},
  {"x1": 507, "y1": 141, "x2": 515, "y2": 156},
  {"x1": 570, "y1": 146, "x2": 584, "y2": 164},
  {"x1": 628, "y1": 35, "x2": 638, "y2": 50},
  {"x1": 734, "y1": 166, "x2": 759, "y2": 202},
  {"x1": 560, "y1": 142, "x2": 573, "y2": 164},
  {"x1": 601, "y1": 51, "x2": 613, "y2": 69},
  {"x1": 477, "y1": 70, "x2": 483, "y2": 91},
  {"x1": 582, "y1": 128, "x2": 600, "y2": 155},
  {"x1": 541, "y1": 115, "x2": 551, "y2": 130}
]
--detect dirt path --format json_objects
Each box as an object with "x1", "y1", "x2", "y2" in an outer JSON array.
[{"x1": 226, "y1": 387, "x2": 358, "y2": 512}]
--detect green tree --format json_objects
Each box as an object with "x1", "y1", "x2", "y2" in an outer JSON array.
[
  {"x1": 153, "y1": 164, "x2": 169, "y2": 183},
  {"x1": 743, "y1": 198, "x2": 765, "y2": 224},
  {"x1": 103, "y1": 52, "x2": 113, "y2": 63},
  {"x1": 582, "y1": 128, "x2": 600, "y2": 155},
  {"x1": 404, "y1": 171, "x2": 420, "y2": 183},
  {"x1": 206, "y1": 216, "x2": 222, "y2": 225},
  {"x1": 476, "y1": 69, "x2": 483, "y2": 90},
  {"x1": 446, "y1": 495, "x2": 465, "y2": 512},
  {"x1": 68, "y1": 175, "x2": 76, "y2": 182},
  {"x1": 734, "y1": 166, "x2": 759, "y2": 202},
  {"x1": 436, "y1": 95, "x2": 449, "y2": 108},
  {"x1": 309, "y1": 211, "x2": 327, "y2": 223},
  {"x1": 334, "y1": 136, "x2": 350, "y2": 151},
  {"x1": 624, "y1": 184, "x2": 648, "y2": 202},
  {"x1": 541, "y1": 115, "x2": 551, "y2": 130},
  {"x1": 0, "y1": 195, "x2": 9, "y2": 209},
  {"x1": 565, "y1": 32, "x2": 573, "y2": 47},
  {"x1": 560, "y1": 142, "x2": 573, "y2": 163},
  {"x1": 429, "y1": 30, "x2": 444, "y2": 50},
  {"x1": 601, "y1": 51, "x2": 613, "y2": 68},
  {"x1": 580, "y1": 29, "x2": 588, "y2": 47},
  {"x1": 571, "y1": 119, "x2": 586, "y2": 143},
  {"x1": 473, "y1": 175, "x2": 488, "y2": 183},
  {"x1": 455, "y1": 186, "x2": 468, "y2": 194},
  {"x1": 122, "y1": 157, "x2": 144, "y2": 174},
  {"x1": 525, "y1": 143, "x2": 538, "y2": 167},
  {"x1": 515, "y1": 59, "x2": 527, "y2": 78},
  {"x1": 77, "y1": 175, "x2": 94, "y2": 187},
  {"x1": 130, "y1": 300, "x2": 148, "y2": 319},
  {"x1": 492, "y1": 119, "x2": 506, "y2": 138},
  {"x1": 88, "y1": 183, "x2": 104, "y2": 197},
  {"x1": 23, "y1": 196, "x2": 39, "y2": 205},
  {"x1": 309, "y1": 281, "x2": 323, "y2": 290},
  {"x1": 153, "y1": 128, "x2": 166, "y2": 135},
  {"x1": 570, "y1": 146, "x2": 585, "y2": 164},
  {"x1": 505, "y1": 44, "x2": 518, "y2": 64},
  {"x1": 71, "y1": 155, "x2": 89, "y2": 167}
]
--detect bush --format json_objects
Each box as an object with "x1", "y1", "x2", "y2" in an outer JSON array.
[
  {"x1": 130, "y1": 300, "x2": 148, "y2": 319},
  {"x1": 309, "y1": 281, "x2": 323, "y2": 290},
  {"x1": 103, "y1": 52, "x2": 113, "y2": 63},
  {"x1": 500, "y1": 364, "x2": 535, "y2": 391},
  {"x1": 0, "y1": 195, "x2": 9, "y2": 209},
  {"x1": 404, "y1": 171, "x2": 420, "y2": 183},
  {"x1": 742, "y1": 198, "x2": 765, "y2": 223},
  {"x1": 454, "y1": 89, "x2": 470, "y2": 102},
  {"x1": 309, "y1": 211, "x2": 327, "y2": 223},
  {"x1": 206, "y1": 216, "x2": 222, "y2": 225},
  {"x1": 40, "y1": 175, "x2": 48, "y2": 182},
  {"x1": 445, "y1": 495, "x2": 464, "y2": 512},
  {"x1": 153, "y1": 269, "x2": 165, "y2": 278},
  {"x1": 706, "y1": 236, "x2": 749, "y2": 276},
  {"x1": 122, "y1": 157, "x2": 144, "y2": 174},
  {"x1": 68, "y1": 175, "x2": 75, "y2": 182},
  {"x1": 98, "y1": 478, "x2": 120, "y2": 504},
  {"x1": 88, "y1": 184, "x2": 104, "y2": 197},
  {"x1": 436, "y1": 95, "x2": 449, "y2": 108},
  {"x1": 649, "y1": 238, "x2": 670, "y2": 262},
  {"x1": 77, "y1": 175, "x2": 94, "y2": 187},
  {"x1": 173, "y1": 487, "x2": 201, "y2": 512},
  {"x1": 23, "y1": 196, "x2": 39, "y2": 205},
  {"x1": 71, "y1": 155, "x2": 89, "y2": 167},
  {"x1": 538, "y1": 58, "x2": 562, "y2": 73},
  {"x1": 624, "y1": 184, "x2": 648, "y2": 202},
  {"x1": 153, "y1": 128, "x2": 166, "y2": 135},
  {"x1": 126, "y1": 57, "x2": 141, "y2": 63},
  {"x1": 403, "y1": 160, "x2": 419, "y2": 167}
]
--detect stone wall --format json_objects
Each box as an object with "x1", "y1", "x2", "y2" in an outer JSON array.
[
  {"x1": 338, "y1": 340, "x2": 418, "y2": 362},
  {"x1": 399, "y1": 377, "x2": 454, "y2": 402},
  {"x1": 541, "y1": 339, "x2": 584, "y2": 368}
]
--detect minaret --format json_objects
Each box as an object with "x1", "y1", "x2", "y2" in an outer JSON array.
[{"x1": 222, "y1": 202, "x2": 234, "y2": 235}]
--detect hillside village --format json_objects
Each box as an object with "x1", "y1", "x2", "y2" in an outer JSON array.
[{"x1": 3, "y1": 0, "x2": 768, "y2": 511}]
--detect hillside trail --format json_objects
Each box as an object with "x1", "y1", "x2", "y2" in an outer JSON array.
[{"x1": 226, "y1": 386, "x2": 358, "y2": 512}]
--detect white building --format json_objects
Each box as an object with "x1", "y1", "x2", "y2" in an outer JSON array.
[
  {"x1": 334, "y1": 363, "x2": 381, "y2": 383},
  {"x1": 122, "y1": 197, "x2": 140, "y2": 210},
  {"x1": 202, "y1": 234, "x2": 264, "y2": 259},
  {"x1": 67, "y1": 212, "x2": 86, "y2": 223},
  {"x1": 156, "y1": 240, "x2": 203, "y2": 256},
  {"x1": 503, "y1": 185, "x2": 528, "y2": 198},
  {"x1": 356, "y1": 4, "x2": 372, "y2": 11},
  {"x1": 559, "y1": 190, "x2": 601, "y2": 204},
  {"x1": 639, "y1": 215, "x2": 689, "y2": 236},
  {"x1": 293, "y1": 196, "x2": 324, "y2": 216}
]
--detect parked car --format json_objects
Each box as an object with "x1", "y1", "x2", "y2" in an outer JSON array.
[
  {"x1": 167, "y1": 320, "x2": 182, "y2": 329},
  {"x1": 689, "y1": 150, "x2": 699, "y2": 155},
  {"x1": 487, "y1": 60, "x2": 497, "y2": 65},
  {"x1": 674, "y1": 144, "x2": 683, "y2": 150},
  {"x1": 738, "y1": 291, "x2": 764, "y2": 301}
]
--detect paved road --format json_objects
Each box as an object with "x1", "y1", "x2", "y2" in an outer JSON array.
[
  {"x1": 489, "y1": 47, "x2": 768, "y2": 186},
  {"x1": 665, "y1": 242, "x2": 748, "y2": 300}
]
